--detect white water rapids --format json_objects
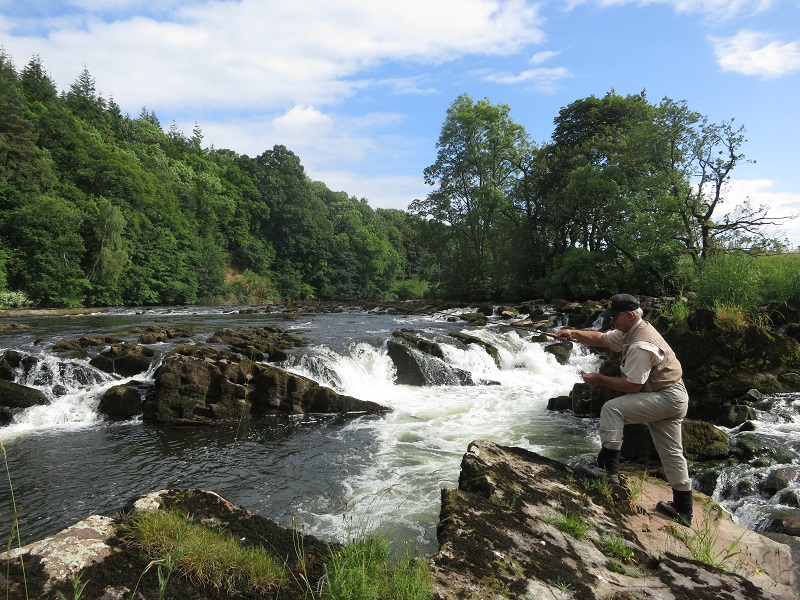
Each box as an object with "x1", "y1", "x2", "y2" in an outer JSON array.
[{"x1": 2, "y1": 307, "x2": 798, "y2": 553}]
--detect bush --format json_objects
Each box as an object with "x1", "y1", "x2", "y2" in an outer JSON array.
[
  {"x1": 392, "y1": 278, "x2": 430, "y2": 301},
  {"x1": 0, "y1": 290, "x2": 32, "y2": 309}
]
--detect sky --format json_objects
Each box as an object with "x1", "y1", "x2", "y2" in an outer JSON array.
[{"x1": 2, "y1": 0, "x2": 800, "y2": 246}]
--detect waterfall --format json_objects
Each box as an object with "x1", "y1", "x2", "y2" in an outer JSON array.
[{"x1": 3, "y1": 351, "x2": 157, "y2": 436}]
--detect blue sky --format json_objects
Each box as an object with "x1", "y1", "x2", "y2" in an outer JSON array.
[{"x1": 2, "y1": 0, "x2": 800, "y2": 245}]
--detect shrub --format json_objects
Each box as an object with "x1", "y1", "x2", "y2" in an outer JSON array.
[{"x1": 0, "y1": 290, "x2": 32, "y2": 309}]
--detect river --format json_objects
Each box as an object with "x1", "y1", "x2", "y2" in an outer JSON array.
[{"x1": 1, "y1": 305, "x2": 798, "y2": 555}]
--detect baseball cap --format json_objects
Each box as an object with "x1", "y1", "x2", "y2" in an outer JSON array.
[{"x1": 599, "y1": 294, "x2": 640, "y2": 319}]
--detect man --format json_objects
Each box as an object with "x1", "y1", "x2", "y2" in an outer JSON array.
[{"x1": 554, "y1": 294, "x2": 693, "y2": 526}]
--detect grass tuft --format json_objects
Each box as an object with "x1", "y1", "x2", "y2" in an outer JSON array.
[{"x1": 123, "y1": 509, "x2": 288, "y2": 594}]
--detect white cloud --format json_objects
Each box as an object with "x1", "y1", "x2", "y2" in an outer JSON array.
[
  {"x1": 725, "y1": 179, "x2": 800, "y2": 247},
  {"x1": 0, "y1": 0, "x2": 546, "y2": 114},
  {"x1": 709, "y1": 30, "x2": 800, "y2": 78},
  {"x1": 569, "y1": 0, "x2": 775, "y2": 19},
  {"x1": 312, "y1": 171, "x2": 429, "y2": 210},
  {"x1": 484, "y1": 66, "x2": 573, "y2": 93},
  {"x1": 530, "y1": 50, "x2": 559, "y2": 65}
]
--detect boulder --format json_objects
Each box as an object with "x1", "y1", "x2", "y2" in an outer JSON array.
[
  {"x1": 448, "y1": 331, "x2": 500, "y2": 366},
  {"x1": 0, "y1": 379, "x2": 48, "y2": 409},
  {"x1": 98, "y1": 384, "x2": 143, "y2": 420},
  {"x1": 621, "y1": 420, "x2": 729, "y2": 463},
  {"x1": 431, "y1": 440, "x2": 798, "y2": 599},
  {"x1": 0, "y1": 350, "x2": 23, "y2": 380},
  {"x1": 386, "y1": 339, "x2": 473, "y2": 386},
  {"x1": 719, "y1": 403, "x2": 758, "y2": 427},
  {"x1": 207, "y1": 325, "x2": 306, "y2": 362},
  {"x1": 131, "y1": 325, "x2": 197, "y2": 344},
  {"x1": 662, "y1": 320, "x2": 800, "y2": 419},
  {"x1": 458, "y1": 312, "x2": 488, "y2": 326},
  {"x1": 89, "y1": 342, "x2": 156, "y2": 377},
  {"x1": 144, "y1": 345, "x2": 389, "y2": 424},
  {"x1": 52, "y1": 335, "x2": 123, "y2": 352},
  {"x1": 543, "y1": 340, "x2": 572, "y2": 365},
  {"x1": 762, "y1": 466, "x2": 800, "y2": 496},
  {"x1": 0, "y1": 489, "x2": 332, "y2": 599},
  {"x1": 386, "y1": 339, "x2": 427, "y2": 385}
]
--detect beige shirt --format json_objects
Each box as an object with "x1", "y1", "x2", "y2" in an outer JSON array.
[{"x1": 603, "y1": 320, "x2": 666, "y2": 385}]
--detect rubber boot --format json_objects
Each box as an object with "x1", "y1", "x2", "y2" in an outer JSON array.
[
  {"x1": 573, "y1": 447, "x2": 620, "y2": 485},
  {"x1": 656, "y1": 489, "x2": 693, "y2": 526}
]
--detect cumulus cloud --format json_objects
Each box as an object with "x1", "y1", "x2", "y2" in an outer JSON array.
[
  {"x1": 0, "y1": 0, "x2": 546, "y2": 113},
  {"x1": 725, "y1": 179, "x2": 800, "y2": 247},
  {"x1": 709, "y1": 30, "x2": 800, "y2": 78}
]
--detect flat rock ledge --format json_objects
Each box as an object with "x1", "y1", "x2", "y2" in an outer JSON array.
[
  {"x1": 431, "y1": 440, "x2": 799, "y2": 599},
  {"x1": 3, "y1": 443, "x2": 799, "y2": 599}
]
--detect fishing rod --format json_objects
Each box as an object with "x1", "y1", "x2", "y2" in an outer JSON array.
[{"x1": 504, "y1": 323, "x2": 562, "y2": 338}]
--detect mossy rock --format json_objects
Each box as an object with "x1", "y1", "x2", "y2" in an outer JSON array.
[{"x1": 621, "y1": 420, "x2": 728, "y2": 462}]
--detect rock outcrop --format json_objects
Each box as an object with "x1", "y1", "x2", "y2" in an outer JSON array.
[
  {"x1": 144, "y1": 345, "x2": 389, "y2": 423},
  {"x1": 431, "y1": 440, "x2": 799, "y2": 599}
]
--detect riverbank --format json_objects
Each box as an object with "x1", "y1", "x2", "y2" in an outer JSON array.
[{"x1": 0, "y1": 307, "x2": 108, "y2": 318}]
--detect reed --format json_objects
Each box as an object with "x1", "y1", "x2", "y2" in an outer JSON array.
[{"x1": 2, "y1": 439, "x2": 28, "y2": 600}]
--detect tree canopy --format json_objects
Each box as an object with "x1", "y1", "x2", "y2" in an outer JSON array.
[{"x1": 0, "y1": 52, "x2": 791, "y2": 307}]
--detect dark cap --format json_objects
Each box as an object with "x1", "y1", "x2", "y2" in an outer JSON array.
[{"x1": 600, "y1": 294, "x2": 640, "y2": 319}]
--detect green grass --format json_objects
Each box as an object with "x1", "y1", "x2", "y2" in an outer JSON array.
[
  {"x1": 322, "y1": 536, "x2": 431, "y2": 600},
  {"x1": 597, "y1": 534, "x2": 637, "y2": 565},
  {"x1": 124, "y1": 507, "x2": 431, "y2": 600},
  {"x1": 677, "y1": 250, "x2": 800, "y2": 324},
  {"x1": 667, "y1": 507, "x2": 750, "y2": 575},
  {"x1": 544, "y1": 512, "x2": 592, "y2": 539},
  {"x1": 123, "y1": 509, "x2": 288, "y2": 594}
]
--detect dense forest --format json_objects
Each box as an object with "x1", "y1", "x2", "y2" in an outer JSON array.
[{"x1": 0, "y1": 52, "x2": 791, "y2": 308}]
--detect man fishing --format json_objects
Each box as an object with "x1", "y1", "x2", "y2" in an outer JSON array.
[{"x1": 554, "y1": 294, "x2": 694, "y2": 526}]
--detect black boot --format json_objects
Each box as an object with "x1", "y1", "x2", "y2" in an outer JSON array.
[
  {"x1": 656, "y1": 489, "x2": 693, "y2": 526},
  {"x1": 573, "y1": 447, "x2": 621, "y2": 485}
]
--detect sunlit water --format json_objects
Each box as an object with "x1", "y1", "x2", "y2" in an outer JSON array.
[{"x1": 1, "y1": 306, "x2": 798, "y2": 554}]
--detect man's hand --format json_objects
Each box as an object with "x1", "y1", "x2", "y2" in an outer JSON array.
[
  {"x1": 581, "y1": 372, "x2": 603, "y2": 387},
  {"x1": 554, "y1": 330, "x2": 573, "y2": 342}
]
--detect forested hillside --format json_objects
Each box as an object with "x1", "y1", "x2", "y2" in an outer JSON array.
[
  {"x1": 0, "y1": 52, "x2": 791, "y2": 308},
  {"x1": 0, "y1": 54, "x2": 435, "y2": 307}
]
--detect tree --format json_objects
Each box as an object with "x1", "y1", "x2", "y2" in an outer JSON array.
[
  {"x1": 86, "y1": 199, "x2": 128, "y2": 305},
  {"x1": 252, "y1": 145, "x2": 333, "y2": 299},
  {"x1": 656, "y1": 100, "x2": 790, "y2": 258},
  {"x1": 5, "y1": 196, "x2": 89, "y2": 306},
  {"x1": 533, "y1": 92, "x2": 692, "y2": 294},
  {"x1": 410, "y1": 94, "x2": 530, "y2": 299}
]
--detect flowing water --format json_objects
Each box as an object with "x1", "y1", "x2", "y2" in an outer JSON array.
[{"x1": 0, "y1": 306, "x2": 798, "y2": 555}]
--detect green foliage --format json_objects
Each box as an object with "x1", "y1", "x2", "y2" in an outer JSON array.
[
  {"x1": 668, "y1": 508, "x2": 750, "y2": 575},
  {"x1": 322, "y1": 535, "x2": 431, "y2": 600},
  {"x1": 692, "y1": 252, "x2": 763, "y2": 312},
  {"x1": 0, "y1": 290, "x2": 32, "y2": 309},
  {"x1": 597, "y1": 534, "x2": 637, "y2": 564},
  {"x1": 537, "y1": 248, "x2": 621, "y2": 300},
  {"x1": 124, "y1": 509, "x2": 288, "y2": 594},
  {"x1": 392, "y1": 278, "x2": 430, "y2": 301},
  {"x1": 544, "y1": 512, "x2": 592, "y2": 539},
  {"x1": 0, "y1": 50, "x2": 795, "y2": 307}
]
